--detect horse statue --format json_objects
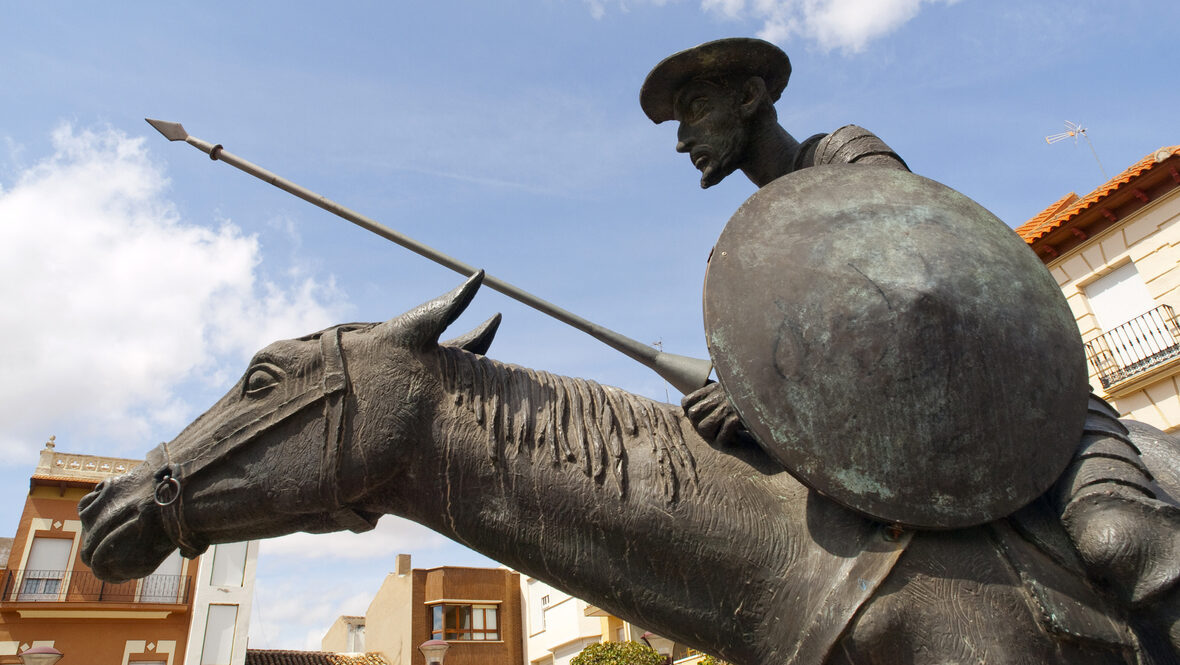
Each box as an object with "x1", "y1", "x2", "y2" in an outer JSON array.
[{"x1": 80, "y1": 273, "x2": 1180, "y2": 664}]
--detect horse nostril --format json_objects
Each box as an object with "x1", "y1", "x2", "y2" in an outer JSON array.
[{"x1": 78, "y1": 482, "x2": 105, "y2": 513}]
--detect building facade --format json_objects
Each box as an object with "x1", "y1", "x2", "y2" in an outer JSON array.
[
  {"x1": 520, "y1": 575, "x2": 687, "y2": 665},
  {"x1": 323, "y1": 556, "x2": 694, "y2": 665},
  {"x1": 1017, "y1": 145, "x2": 1180, "y2": 429},
  {"x1": 322, "y1": 555, "x2": 522, "y2": 665},
  {"x1": 0, "y1": 440, "x2": 258, "y2": 665},
  {"x1": 521, "y1": 576, "x2": 608, "y2": 665}
]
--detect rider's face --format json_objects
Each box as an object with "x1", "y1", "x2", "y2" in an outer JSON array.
[{"x1": 673, "y1": 79, "x2": 749, "y2": 189}]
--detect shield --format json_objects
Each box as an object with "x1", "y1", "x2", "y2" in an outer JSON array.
[{"x1": 703, "y1": 165, "x2": 1089, "y2": 528}]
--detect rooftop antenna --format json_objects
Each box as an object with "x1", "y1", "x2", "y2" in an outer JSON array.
[{"x1": 1045, "y1": 120, "x2": 1108, "y2": 180}]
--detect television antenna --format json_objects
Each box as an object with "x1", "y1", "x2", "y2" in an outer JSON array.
[{"x1": 1045, "y1": 120, "x2": 1108, "y2": 179}]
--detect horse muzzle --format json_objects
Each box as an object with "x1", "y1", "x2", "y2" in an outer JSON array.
[{"x1": 79, "y1": 471, "x2": 182, "y2": 582}]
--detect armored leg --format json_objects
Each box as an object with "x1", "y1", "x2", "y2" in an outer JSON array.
[{"x1": 1056, "y1": 393, "x2": 1180, "y2": 656}]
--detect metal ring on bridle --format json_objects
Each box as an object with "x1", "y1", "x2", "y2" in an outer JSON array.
[{"x1": 153, "y1": 476, "x2": 182, "y2": 506}]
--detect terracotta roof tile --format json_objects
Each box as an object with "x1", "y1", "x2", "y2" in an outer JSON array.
[
  {"x1": 245, "y1": 650, "x2": 390, "y2": 665},
  {"x1": 30, "y1": 474, "x2": 101, "y2": 485},
  {"x1": 1016, "y1": 145, "x2": 1180, "y2": 244},
  {"x1": 1016, "y1": 192, "x2": 1080, "y2": 242}
]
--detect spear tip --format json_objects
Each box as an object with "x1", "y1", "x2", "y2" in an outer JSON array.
[{"x1": 145, "y1": 118, "x2": 188, "y2": 142}]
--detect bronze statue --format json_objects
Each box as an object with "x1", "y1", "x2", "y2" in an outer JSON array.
[
  {"x1": 641, "y1": 38, "x2": 911, "y2": 451},
  {"x1": 643, "y1": 37, "x2": 1180, "y2": 661},
  {"x1": 78, "y1": 38, "x2": 1180, "y2": 664},
  {"x1": 78, "y1": 274, "x2": 1180, "y2": 663},
  {"x1": 639, "y1": 37, "x2": 906, "y2": 189}
]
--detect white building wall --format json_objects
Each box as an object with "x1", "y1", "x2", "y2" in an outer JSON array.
[
  {"x1": 521, "y1": 577, "x2": 604, "y2": 665},
  {"x1": 183, "y1": 541, "x2": 260, "y2": 665}
]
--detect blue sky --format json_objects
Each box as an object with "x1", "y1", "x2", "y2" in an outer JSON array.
[{"x1": 2, "y1": 0, "x2": 1178, "y2": 650}]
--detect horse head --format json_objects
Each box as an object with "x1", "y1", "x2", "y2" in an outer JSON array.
[{"x1": 80, "y1": 272, "x2": 498, "y2": 582}]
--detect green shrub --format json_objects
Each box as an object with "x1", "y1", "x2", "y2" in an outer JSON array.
[{"x1": 571, "y1": 641, "x2": 665, "y2": 665}]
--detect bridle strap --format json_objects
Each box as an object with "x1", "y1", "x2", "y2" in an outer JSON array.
[
  {"x1": 319, "y1": 327, "x2": 374, "y2": 531},
  {"x1": 154, "y1": 441, "x2": 208, "y2": 558}
]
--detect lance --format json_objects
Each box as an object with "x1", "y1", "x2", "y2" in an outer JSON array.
[{"x1": 145, "y1": 118, "x2": 712, "y2": 394}]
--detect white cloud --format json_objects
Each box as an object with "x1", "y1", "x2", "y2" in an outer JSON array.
[
  {"x1": 259, "y1": 516, "x2": 450, "y2": 561},
  {"x1": 583, "y1": 0, "x2": 675, "y2": 19},
  {"x1": 753, "y1": 0, "x2": 948, "y2": 53},
  {"x1": 247, "y1": 518, "x2": 460, "y2": 647},
  {"x1": 588, "y1": 0, "x2": 957, "y2": 53},
  {"x1": 250, "y1": 575, "x2": 375, "y2": 650},
  {"x1": 586, "y1": 0, "x2": 607, "y2": 19},
  {"x1": 0, "y1": 125, "x2": 345, "y2": 459}
]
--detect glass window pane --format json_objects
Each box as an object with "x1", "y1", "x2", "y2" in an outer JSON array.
[
  {"x1": 429, "y1": 603, "x2": 502, "y2": 640},
  {"x1": 209, "y1": 542, "x2": 248, "y2": 587},
  {"x1": 201, "y1": 604, "x2": 238, "y2": 665},
  {"x1": 19, "y1": 538, "x2": 72, "y2": 601},
  {"x1": 25, "y1": 537, "x2": 73, "y2": 571}
]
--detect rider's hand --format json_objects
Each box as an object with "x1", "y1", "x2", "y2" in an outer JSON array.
[{"x1": 682, "y1": 381, "x2": 745, "y2": 447}]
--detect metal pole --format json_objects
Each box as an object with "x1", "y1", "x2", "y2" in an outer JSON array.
[{"x1": 145, "y1": 119, "x2": 712, "y2": 394}]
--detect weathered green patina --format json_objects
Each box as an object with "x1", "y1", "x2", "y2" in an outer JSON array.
[{"x1": 704, "y1": 165, "x2": 1090, "y2": 528}]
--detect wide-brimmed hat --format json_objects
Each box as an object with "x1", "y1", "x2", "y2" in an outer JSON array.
[{"x1": 640, "y1": 38, "x2": 791, "y2": 124}]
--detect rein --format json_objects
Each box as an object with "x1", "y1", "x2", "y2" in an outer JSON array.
[{"x1": 151, "y1": 326, "x2": 376, "y2": 558}]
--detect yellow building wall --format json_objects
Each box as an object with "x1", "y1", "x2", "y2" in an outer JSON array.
[
  {"x1": 361, "y1": 570, "x2": 413, "y2": 665},
  {"x1": 1047, "y1": 188, "x2": 1180, "y2": 430}
]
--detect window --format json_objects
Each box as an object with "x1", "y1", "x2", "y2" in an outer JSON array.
[
  {"x1": 201, "y1": 604, "x2": 239, "y2": 664},
  {"x1": 346, "y1": 622, "x2": 365, "y2": 652},
  {"x1": 430, "y1": 603, "x2": 500, "y2": 641},
  {"x1": 1086, "y1": 262, "x2": 1158, "y2": 330},
  {"x1": 19, "y1": 537, "x2": 72, "y2": 601},
  {"x1": 1084, "y1": 262, "x2": 1180, "y2": 385},
  {"x1": 209, "y1": 541, "x2": 248, "y2": 587}
]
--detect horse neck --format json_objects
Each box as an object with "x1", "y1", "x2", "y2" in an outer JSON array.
[
  {"x1": 386, "y1": 347, "x2": 797, "y2": 660},
  {"x1": 431, "y1": 346, "x2": 699, "y2": 504}
]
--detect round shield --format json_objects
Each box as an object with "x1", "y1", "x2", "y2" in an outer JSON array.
[{"x1": 704, "y1": 165, "x2": 1089, "y2": 529}]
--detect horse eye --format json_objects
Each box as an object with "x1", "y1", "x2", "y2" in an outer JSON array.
[{"x1": 244, "y1": 366, "x2": 280, "y2": 396}]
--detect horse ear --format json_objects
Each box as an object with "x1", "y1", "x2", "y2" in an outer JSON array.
[
  {"x1": 441, "y1": 313, "x2": 501, "y2": 355},
  {"x1": 389, "y1": 270, "x2": 485, "y2": 350}
]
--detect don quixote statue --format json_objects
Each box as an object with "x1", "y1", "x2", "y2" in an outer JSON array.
[{"x1": 79, "y1": 38, "x2": 1180, "y2": 664}]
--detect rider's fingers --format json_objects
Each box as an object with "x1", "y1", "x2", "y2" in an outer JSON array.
[
  {"x1": 685, "y1": 392, "x2": 727, "y2": 426},
  {"x1": 681, "y1": 382, "x2": 720, "y2": 409},
  {"x1": 716, "y1": 414, "x2": 742, "y2": 446}
]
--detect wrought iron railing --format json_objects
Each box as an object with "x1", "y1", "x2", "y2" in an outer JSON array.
[
  {"x1": 1085, "y1": 304, "x2": 1180, "y2": 389},
  {"x1": 0, "y1": 568, "x2": 190, "y2": 604}
]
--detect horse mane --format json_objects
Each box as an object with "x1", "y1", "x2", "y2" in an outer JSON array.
[{"x1": 436, "y1": 346, "x2": 698, "y2": 503}]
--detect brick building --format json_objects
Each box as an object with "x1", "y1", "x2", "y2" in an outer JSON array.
[
  {"x1": 322, "y1": 555, "x2": 522, "y2": 665},
  {"x1": 0, "y1": 439, "x2": 258, "y2": 665}
]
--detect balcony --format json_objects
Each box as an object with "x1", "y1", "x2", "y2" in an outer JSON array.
[
  {"x1": 1085, "y1": 304, "x2": 1180, "y2": 389},
  {"x1": 1, "y1": 568, "x2": 191, "y2": 605}
]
